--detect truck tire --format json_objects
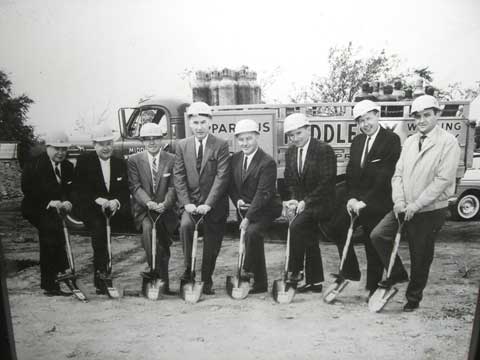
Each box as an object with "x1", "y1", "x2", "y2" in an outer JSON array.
[{"x1": 455, "y1": 192, "x2": 480, "y2": 220}]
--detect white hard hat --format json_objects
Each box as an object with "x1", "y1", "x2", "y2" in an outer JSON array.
[
  {"x1": 45, "y1": 131, "x2": 70, "y2": 147},
  {"x1": 283, "y1": 113, "x2": 310, "y2": 134},
  {"x1": 410, "y1": 95, "x2": 441, "y2": 115},
  {"x1": 140, "y1": 123, "x2": 163, "y2": 138},
  {"x1": 234, "y1": 118, "x2": 259, "y2": 135},
  {"x1": 186, "y1": 101, "x2": 212, "y2": 118},
  {"x1": 91, "y1": 123, "x2": 115, "y2": 142},
  {"x1": 353, "y1": 100, "x2": 380, "y2": 120}
]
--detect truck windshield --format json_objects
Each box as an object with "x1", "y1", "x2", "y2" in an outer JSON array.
[{"x1": 128, "y1": 108, "x2": 168, "y2": 138}]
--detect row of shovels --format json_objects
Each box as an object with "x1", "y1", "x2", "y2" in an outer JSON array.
[{"x1": 55, "y1": 205, "x2": 405, "y2": 312}]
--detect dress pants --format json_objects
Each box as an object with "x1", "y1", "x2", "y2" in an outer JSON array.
[
  {"x1": 38, "y1": 212, "x2": 69, "y2": 291},
  {"x1": 180, "y1": 211, "x2": 226, "y2": 287},
  {"x1": 141, "y1": 216, "x2": 171, "y2": 288},
  {"x1": 288, "y1": 211, "x2": 324, "y2": 284},
  {"x1": 242, "y1": 215, "x2": 274, "y2": 288},
  {"x1": 331, "y1": 208, "x2": 401, "y2": 291},
  {"x1": 371, "y1": 209, "x2": 446, "y2": 303}
]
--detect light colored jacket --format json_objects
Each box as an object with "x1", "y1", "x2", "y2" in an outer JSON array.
[{"x1": 392, "y1": 125, "x2": 461, "y2": 213}]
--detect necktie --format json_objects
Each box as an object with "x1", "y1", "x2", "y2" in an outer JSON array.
[
  {"x1": 242, "y1": 155, "x2": 248, "y2": 179},
  {"x1": 196, "y1": 139, "x2": 203, "y2": 173},
  {"x1": 54, "y1": 164, "x2": 61, "y2": 184},
  {"x1": 298, "y1": 148, "x2": 303, "y2": 175},
  {"x1": 360, "y1": 136, "x2": 371, "y2": 169},
  {"x1": 419, "y1": 135, "x2": 427, "y2": 151},
  {"x1": 152, "y1": 157, "x2": 158, "y2": 190}
]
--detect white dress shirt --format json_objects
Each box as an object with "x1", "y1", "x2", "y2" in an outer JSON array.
[
  {"x1": 50, "y1": 160, "x2": 61, "y2": 183},
  {"x1": 99, "y1": 158, "x2": 111, "y2": 192},
  {"x1": 243, "y1": 147, "x2": 259, "y2": 172},
  {"x1": 297, "y1": 137, "x2": 311, "y2": 173},
  {"x1": 147, "y1": 151, "x2": 161, "y2": 184},
  {"x1": 360, "y1": 125, "x2": 381, "y2": 166},
  {"x1": 194, "y1": 134, "x2": 209, "y2": 156}
]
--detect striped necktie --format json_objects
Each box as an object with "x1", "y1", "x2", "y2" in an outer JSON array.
[
  {"x1": 196, "y1": 139, "x2": 203, "y2": 173},
  {"x1": 419, "y1": 135, "x2": 427, "y2": 151},
  {"x1": 152, "y1": 157, "x2": 158, "y2": 191},
  {"x1": 54, "y1": 164, "x2": 61, "y2": 184}
]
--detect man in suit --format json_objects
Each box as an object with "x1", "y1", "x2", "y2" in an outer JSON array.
[
  {"x1": 330, "y1": 100, "x2": 407, "y2": 300},
  {"x1": 74, "y1": 124, "x2": 131, "y2": 294},
  {"x1": 21, "y1": 131, "x2": 74, "y2": 297},
  {"x1": 283, "y1": 113, "x2": 337, "y2": 292},
  {"x1": 173, "y1": 101, "x2": 231, "y2": 295},
  {"x1": 371, "y1": 95, "x2": 461, "y2": 312},
  {"x1": 127, "y1": 123, "x2": 178, "y2": 294},
  {"x1": 229, "y1": 119, "x2": 282, "y2": 294}
]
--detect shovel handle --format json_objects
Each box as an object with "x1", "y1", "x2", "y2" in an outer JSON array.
[
  {"x1": 148, "y1": 210, "x2": 163, "y2": 273},
  {"x1": 188, "y1": 213, "x2": 204, "y2": 275},
  {"x1": 60, "y1": 217, "x2": 75, "y2": 273},
  {"x1": 284, "y1": 213, "x2": 297, "y2": 274},
  {"x1": 386, "y1": 214, "x2": 406, "y2": 278},
  {"x1": 339, "y1": 211, "x2": 358, "y2": 271}
]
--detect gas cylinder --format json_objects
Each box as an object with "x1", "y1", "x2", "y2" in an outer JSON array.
[
  {"x1": 248, "y1": 71, "x2": 261, "y2": 104},
  {"x1": 413, "y1": 78, "x2": 425, "y2": 98},
  {"x1": 219, "y1": 68, "x2": 237, "y2": 105},
  {"x1": 392, "y1": 79, "x2": 405, "y2": 101},
  {"x1": 209, "y1": 70, "x2": 221, "y2": 106},
  {"x1": 236, "y1": 69, "x2": 251, "y2": 104},
  {"x1": 192, "y1": 71, "x2": 210, "y2": 104}
]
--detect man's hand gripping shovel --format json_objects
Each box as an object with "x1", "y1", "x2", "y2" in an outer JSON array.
[
  {"x1": 226, "y1": 203, "x2": 251, "y2": 300},
  {"x1": 323, "y1": 210, "x2": 358, "y2": 303},
  {"x1": 368, "y1": 213, "x2": 406, "y2": 313},
  {"x1": 180, "y1": 213, "x2": 205, "y2": 304},
  {"x1": 56, "y1": 207, "x2": 88, "y2": 302}
]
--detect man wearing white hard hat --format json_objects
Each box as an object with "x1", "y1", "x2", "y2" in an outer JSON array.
[
  {"x1": 128, "y1": 122, "x2": 178, "y2": 294},
  {"x1": 74, "y1": 124, "x2": 131, "y2": 294},
  {"x1": 330, "y1": 100, "x2": 407, "y2": 300},
  {"x1": 283, "y1": 113, "x2": 336, "y2": 292},
  {"x1": 21, "y1": 131, "x2": 74, "y2": 296},
  {"x1": 174, "y1": 101, "x2": 230, "y2": 295},
  {"x1": 371, "y1": 95, "x2": 461, "y2": 312},
  {"x1": 228, "y1": 119, "x2": 282, "y2": 293}
]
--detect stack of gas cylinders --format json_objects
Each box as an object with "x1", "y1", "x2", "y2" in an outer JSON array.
[{"x1": 192, "y1": 68, "x2": 262, "y2": 105}]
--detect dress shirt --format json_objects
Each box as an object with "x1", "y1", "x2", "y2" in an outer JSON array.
[{"x1": 99, "y1": 157, "x2": 111, "y2": 192}]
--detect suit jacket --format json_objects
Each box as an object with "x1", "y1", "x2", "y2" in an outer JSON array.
[
  {"x1": 346, "y1": 126, "x2": 401, "y2": 215},
  {"x1": 127, "y1": 150, "x2": 178, "y2": 232},
  {"x1": 173, "y1": 134, "x2": 230, "y2": 222},
  {"x1": 73, "y1": 152, "x2": 131, "y2": 225},
  {"x1": 21, "y1": 152, "x2": 74, "y2": 229},
  {"x1": 284, "y1": 138, "x2": 337, "y2": 220},
  {"x1": 229, "y1": 147, "x2": 282, "y2": 221}
]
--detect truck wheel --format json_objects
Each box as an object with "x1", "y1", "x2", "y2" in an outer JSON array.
[{"x1": 456, "y1": 193, "x2": 480, "y2": 220}]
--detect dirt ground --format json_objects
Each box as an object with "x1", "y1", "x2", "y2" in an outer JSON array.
[{"x1": 1, "y1": 200, "x2": 479, "y2": 360}]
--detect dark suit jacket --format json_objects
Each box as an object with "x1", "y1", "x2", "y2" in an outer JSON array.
[
  {"x1": 284, "y1": 138, "x2": 337, "y2": 220},
  {"x1": 346, "y1": 126, "x2": 401, "y2": 215},
  {"x1": 73, "y1": 152, "x2": 131, "y2": 226},
  {"x1": 21, "y1": 152, "x2": 74, "y2": 229},
  {"x1": 128, "y1": 150, "x2": 178, "y2": 232},
  {"x1": 173, "y1": 134, "x2": 230, "y2": 222},
  {"x1": 229, "y1": 147, "x2": 282, "y2": 221}
]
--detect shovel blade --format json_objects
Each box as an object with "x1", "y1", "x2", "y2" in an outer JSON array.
[
  {"x1": 142, "y1": 277, "x2": 165, "y2": 300},
  {"x1": 103, "y1": 278, "x2": 123, "y2": 299},
  {"x1": 323, "y1": 279, "x2": 350, "y2": 304},
  {"x1": 181, "y1": 281, "x2": 204, "y2": 304},
  {"x1": 226, "y1": 276, "x2": 250, "y2": 300},
  {"x1": 368, "y1": 287, "x2": 398, "y2": 313},
  {"x1": 272, "y1": 279, "x2": 296, "y2": 304},
  {"x1": 65, "y1": 278, "x2": 88, "y2": 303}
]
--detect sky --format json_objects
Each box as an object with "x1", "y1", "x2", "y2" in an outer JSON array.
[{"x1": 1, "y1": 0, "x2": 480, "y2": 134}]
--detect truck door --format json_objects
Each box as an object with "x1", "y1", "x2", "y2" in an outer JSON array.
[{"x1": 118, "y1": 105, "x2": 173, "y2": 159}]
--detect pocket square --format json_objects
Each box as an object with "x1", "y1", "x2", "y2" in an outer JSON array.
[
  {"x1": 163, "y1": 173, "x2": 171, "y2": 177},
  {"x1": 370, "y1": 159, "x2": 381, "y2": 163},
  {"x1": 116, "y1": 177, "x2": 123, "y2": 181}
]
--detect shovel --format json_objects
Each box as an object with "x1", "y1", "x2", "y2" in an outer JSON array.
[
  {"x1": 226, "y1": 205, "x2": 251, "y2": 300},
  {"x1": 368, "y1": 213, "x2": 405, "y2": 313},
  {"x1": 142, "y1": 210, "x2": 165, "y2": 300},
  {"x1": 272, "y1": 206, "x2": 297, "y2": 304},
  {"x1": 323, "y1": 211, "x2": 358, "y2": 303},
  {"x1": 100, "y1": 208, "x2": 122, "y2": 299},
  {"x1": 180, "y1": 213, "x2": 205, "y2": 304},
  {"x1": 56, "y1": 209, "x2": 88, "y2": 303}
]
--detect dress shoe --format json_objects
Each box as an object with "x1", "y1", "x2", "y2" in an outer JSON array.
[
  {"x1": 249, "y1": 284, "x2": 268, "y2": 294},
  {"x1": 403, "y1": 301, "x2": 419, "y2": 312},
  {"x1": 95, "y1": 287, "x2": 107, "y2": 295},
  {"x1": 338, "y1": 271, "x2": 361, "y2": 282},
  {"x1": 240, "y1": 269, "x2": 254, "y2": 281},
  {"x1": 44, "y1": 289, "x2": 72, "y2": 297},
  {"x1": 297, "y1": 282, "x2": 323, "y2": 293},
  {"x1": 181, "y1": 269, "x2": 192, "y2": 281},
  {"x1": 288, "y1": 272, "x2": 304, "y2": 283},
  {"x1": 202, "y1": 284, "x2": 215, "y2": 295}
]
